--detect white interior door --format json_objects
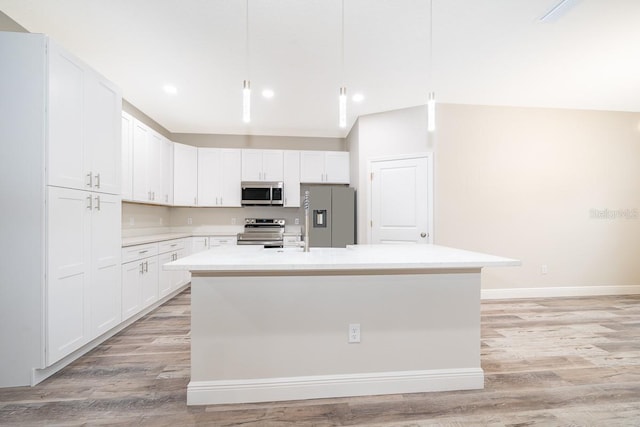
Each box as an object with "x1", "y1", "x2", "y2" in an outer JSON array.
[{"x1": 370, "y1": 155, "x2": 432, "y2": 244}]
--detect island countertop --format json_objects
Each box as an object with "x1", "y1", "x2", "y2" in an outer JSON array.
[{"x1": 164, "y1": 244, "x2": 520, "y2": 273}]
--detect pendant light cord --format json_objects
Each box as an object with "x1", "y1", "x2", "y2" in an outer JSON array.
[
  {"x1": 429, "y1": 0, "x2": 433, "y2": 86},
  {"x1": 246, "y1": 0, "x2": 250, "y2": 78},
  {"x1": 341, "y1": 0, "x2": 345, "y2": 84}
]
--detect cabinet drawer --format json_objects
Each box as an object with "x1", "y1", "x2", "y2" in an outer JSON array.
[
  {"x1": 209, "y1": 236, "x2": 237, "y2": 247},
  {"x1": 122, "y1": 243, "x2": 158, "y2": 263},
  {"x1": 158, "y1": 238, "x2": 187, "y2": 254}
]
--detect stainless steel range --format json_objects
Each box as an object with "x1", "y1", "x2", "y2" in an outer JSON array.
[{"x1": 237, "y1": 218, "x2": 285, "y2": 248}]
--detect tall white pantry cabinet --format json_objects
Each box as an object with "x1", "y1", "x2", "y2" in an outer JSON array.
[{"x1": 0, "y1": 32, "x2": 122, "y2": 387}]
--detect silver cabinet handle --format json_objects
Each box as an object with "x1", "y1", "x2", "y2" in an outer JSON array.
[
  {"x1": 220, "y1": 197, "x2": 223, "y2": 205},
  {"x1": 148, "y1": 191, "x2": 152, "y2": 200},
  {"x1": 94, "y1": 173, "x2": 100, "y2": 189},
  {"x1": 86, "y1": 195, "x2": 93, "y2": 210},
  {"x1": 138, "y1": 250, "x2": 148, "y2": 254},
  {"x1": 152, "y1": 191, "x2": 155, "y2": 201},
  {"x1": 216, "y1": 197, "x2": 219, "y2": 206},
  {"x1": 86, "y1": 172, "x2": 93, "y2": 187},
  {"x1": 94, "y1": 195, "x2": 101, "y2": 211},
  {"x1": 144, "y1": 261, "x2": 148, "y2": 273},
  {"x1": 194, "y1": 197, "x2": 197, "y2": 205},
  {"x1": 139, "y1": 262, "x2": 144, "y2": 274}
]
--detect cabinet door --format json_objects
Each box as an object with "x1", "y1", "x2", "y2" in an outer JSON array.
[
  {"x1": 158, "y1": 252, "x2": 174, "y2": 299},
  {"x1": 132, "y1": 120, "x2": 150, "y2": 202},
  {"x1": 299, "y1": 151, "x2": 325, "y2": 183},
  {"x1": 85, "y1": 73, "x2": 121, "y2": 195},
  {"x1": 220, "y1": 149, "x2": 241, "y2": 206},
  {"x1": 47, "y1": 40, "x2": 86, "y2": 191},
  {"x1": 122, "y1": 261, "x2": 142, "y2": 321},
  {"x1": 197, "y1": 148, "x2": 219, "y2": 206},
  {"x1": 47, "y1": 187, "x2": 91, "y2": 365},
  {"x1": 192, "y1": 237, "x2": 209, "y2": 253},
  {"x1": 160, "y1": 139, "x2": 174, "y2": 205},
  {"x1": 121, "y1": 112, "x2": 134, "y2": 200},
  {"x1": 141, "y1": 256, "x2": 159, "y2": 308},
  {"x1": 147, "y1": 131, "x2": 163, "y2": 203},
  {"x1": 174, "y1": 248, "x2": 190, "y2": 289},
  {"x1": 324, "y1": 151, "x2": 350, "y2": 184},
  {"x1": 262, "y1": 150, "x2": 284, "y2": 181},
  {"x1": 241, "y1": 149, "x2": 262, "y2": 181},
  {"x1": 173, "y1": 142, "x2": 198, "y2": 206},
  {"x1": 90, "y1": 193, "x2": 122, "y2": 337},
  {"x1": 283, "y1": 150, "x2": 300, "y2": 207}
]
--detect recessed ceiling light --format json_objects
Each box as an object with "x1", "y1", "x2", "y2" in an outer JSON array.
[
  {"x1": 163, "y1": 85, "x2": 177, "y2": 95},
  {"x1": 352, "y1": 93, "x2": 364, "y2": 103},
  {"x1": 262, "y1": 89, "x2": 275, "y2": 99}
]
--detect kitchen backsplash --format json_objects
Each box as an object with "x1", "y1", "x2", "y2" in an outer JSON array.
[{"x1": 122, "y1": 202, "x2": 303, "y2": 237}]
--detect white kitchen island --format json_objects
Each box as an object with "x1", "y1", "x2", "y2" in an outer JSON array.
[{"x1": 165, "y1": 244, "x2": 519, "y2": 405}]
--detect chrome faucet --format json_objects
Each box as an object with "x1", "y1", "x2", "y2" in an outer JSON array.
[{"x1": 304, "y1": 190, "x2": 310, "y2": 252}]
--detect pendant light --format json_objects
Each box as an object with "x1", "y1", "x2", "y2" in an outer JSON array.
[
  {"x1": 338, "y1": 0, "x2": 347, "y2": 128},
  {"x1": 427, "y1": 0, "x2": 436, "y2": 133},
  {"x1": 242, "y1": 0, "x2": 251, "y2": 123}
]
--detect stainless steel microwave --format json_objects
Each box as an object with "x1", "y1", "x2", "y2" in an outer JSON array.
[{"x1": 241, "y1": 182, "x2": 284, "y2": 206}]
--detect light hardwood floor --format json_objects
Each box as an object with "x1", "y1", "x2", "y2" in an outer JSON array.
[{"x1": 1, "y1": 287, "x2": 639, "y2": 426}]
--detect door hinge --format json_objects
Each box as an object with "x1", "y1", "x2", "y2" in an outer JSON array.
[
  {"x1": 370, "y1": 220, "x2": 373, "y2": 227},
  {"x1": 370, "y1": 172, "x2": 373, "y2": 181}
]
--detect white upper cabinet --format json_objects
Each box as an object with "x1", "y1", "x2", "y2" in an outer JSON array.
[
  {"x1": 198, "y1": 148, "x2": 241, "y2": 207},
  {"x1": 84, "y1": 72, "x2": 122, "y2": 195},
  {"x1": 300, "y1": 151, "x2": 350, "y2": 184},
  {"x1": 160, "y1": 138, "x2": 174, "y2": 205},
  {"x1": 324, "y1": 151, "x2": 350, "y2": 184},
  {"x1": 132, "y1": 120, "x2": 150, "y2": 202},
  {"x1": 241, "y1": 149, "x2": 283, "y2": 182},
  {"x1": 283, "y1": 150, "x2": 301, "y2": 207},
  {"x1": 47, "y1": 39, "x2": 121, "y2": 195},
  {"x1": 173, "y1": 142, "x2": 198, "y2": 206},
  {"x1": 121, "y1": 112, "x2": 134, "y2": 200},
  {"x1": 131, "y1": 120, "x2": 173, "y2": 205}
]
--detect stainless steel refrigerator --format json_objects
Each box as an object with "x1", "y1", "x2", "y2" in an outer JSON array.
[{"x1": 301, "y1": 185, "x2": 356, "y2": 248}]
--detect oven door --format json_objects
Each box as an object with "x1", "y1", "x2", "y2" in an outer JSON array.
[{"x1": 241, "y1": 183, "x2": 272, "y2": 205}]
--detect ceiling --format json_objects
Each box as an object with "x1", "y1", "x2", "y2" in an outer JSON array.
[{"x1": 2, "y1": 0, "x2": 640, "y2": 138}]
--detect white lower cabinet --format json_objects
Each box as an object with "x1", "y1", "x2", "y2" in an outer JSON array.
[
  {"x1": 122, "y1": 259, "x2": 143, "y2": 321},
  {"x1": 141, "y1": 256, "x2": 159, "y2": 308},
  {"x1": 122, "y1": 239, "x2": 190, "y2": 321},
  {"x1": 192, "y1": 237, "x2": 209, "y2": 253},
  {"x1": 121, "y1": 243, "x2": 158, "y2": 321},
  {"x1": 47, "y1": 187, "x2": 121, "y2": 365},
  {"x1": 158, "y1": 239, "x2": 189, "y2": 298}
]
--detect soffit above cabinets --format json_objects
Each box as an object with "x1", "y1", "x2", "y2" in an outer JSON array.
[{"x1": 2, "y1": 0, "x2": 640, "y2": 138}]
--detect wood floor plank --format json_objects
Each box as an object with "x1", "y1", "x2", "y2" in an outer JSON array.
[{"x1": 1, "y1": 288, "x2": 640, "y2": 426}]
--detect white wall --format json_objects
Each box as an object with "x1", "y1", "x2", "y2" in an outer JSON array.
[
  {"x1": 436, "y1": 103, "x2": 640, "y2": 291},
  {"x1": 351, "y1": 102, "x2": 640, "y2": 292}
]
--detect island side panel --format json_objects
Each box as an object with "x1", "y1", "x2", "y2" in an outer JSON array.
[{"x1": 189, "y1": 270, "x2": 483, "y2": 404}]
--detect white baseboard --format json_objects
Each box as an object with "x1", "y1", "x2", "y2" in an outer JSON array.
[
  {"x1": 481, "y1": 285, "x2": 640, "y2": 300},
  {"x1": 187, "y1": 368, "x2": 484, "y2": 406}
]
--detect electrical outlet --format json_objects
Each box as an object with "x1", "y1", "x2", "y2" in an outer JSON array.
[
  {"x1": 541, "y1": 264, "x2": 548, "y2": 275},
  {"x1": 295, "y1": 218, "x2": 300, "y2": 225},
  {"x1": 348, "y1": 323, "x2": 361, "y2": 343},
  {"x1": 187, "y1": 217, "x2": 193, "y2": 225}
]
